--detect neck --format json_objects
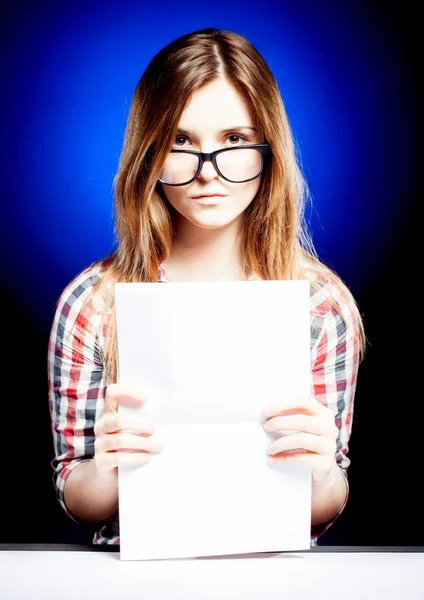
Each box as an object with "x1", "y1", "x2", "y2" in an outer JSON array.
[{"x1": 163, "y1": 216, "x2": 246, "y2": 282}]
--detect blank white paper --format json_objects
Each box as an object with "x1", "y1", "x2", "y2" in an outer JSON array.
[{"x1": 115, "y1": 280, "x2": 312, "y2": 560}]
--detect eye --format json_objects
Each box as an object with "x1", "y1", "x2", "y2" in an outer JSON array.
[
  {"x1": 174, "y1": 135, "x2": 188, "y2": 146},
  {"x1": 227, "y1": 133, "x2": 247, "y2": 144}
]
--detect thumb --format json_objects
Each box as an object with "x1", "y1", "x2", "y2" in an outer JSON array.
[{"x1": 104, "y1": 383, "x2": 148, "y2": 414}]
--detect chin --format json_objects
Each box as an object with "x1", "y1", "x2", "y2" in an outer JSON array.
[
  {"x1": 171, "y1": 202, "x2": 247, "y2": 231},
  {"x1": 188, "y1": 214, "x2": 240, "y2": 230}
]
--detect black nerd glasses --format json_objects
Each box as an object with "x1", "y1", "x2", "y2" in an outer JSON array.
[{"x1": 158, "y1": 144, "x2": 271, "y2": 186}]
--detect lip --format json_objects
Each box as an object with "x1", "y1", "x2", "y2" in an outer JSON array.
[
  {"x1": 191, "y1": 193, "x2": 228, "y2": 199},
  {"x1": 192, "y1": 194, "x2": 228, "y2": 205}
]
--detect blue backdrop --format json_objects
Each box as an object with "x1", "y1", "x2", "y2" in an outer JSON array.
[{"x1": 1, "y1": 0, "x2": 419, "y2": 333}]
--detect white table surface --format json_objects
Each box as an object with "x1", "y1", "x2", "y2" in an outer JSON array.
[{"x1": 1, "y1": 546, "x2": 423, "y2": 599}]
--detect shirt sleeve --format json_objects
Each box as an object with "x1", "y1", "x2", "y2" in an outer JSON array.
[
  {"x1": 309, "y1": 281, "x2": 361, "y2": 539},
  {"x1": 47, "y1": 268, "x2": 108, "y2": 524}
]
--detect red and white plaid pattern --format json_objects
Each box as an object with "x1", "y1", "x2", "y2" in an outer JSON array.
[{"x1": 48, "y1": 260, "x2": 361, "y2": 545}]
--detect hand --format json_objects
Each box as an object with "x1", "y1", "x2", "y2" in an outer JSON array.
[
  {"x1": 262, "y1": 395, "x2": 339, "y2": 485},
  {"x1": 93, "y1": 383, "x2": 164, "y2": 483}
]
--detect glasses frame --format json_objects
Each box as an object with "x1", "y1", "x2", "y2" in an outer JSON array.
[{"x1": 158, "y1": 144, "x2": 271, "y2": 186}]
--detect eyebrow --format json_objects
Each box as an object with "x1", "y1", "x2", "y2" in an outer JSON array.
[{"x1": 176, "y1": 126, "x2": 257, "y2": 135}]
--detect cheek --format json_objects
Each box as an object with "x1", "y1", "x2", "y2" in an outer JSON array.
[
  {"x1": 237, "y1": 178, "x2": 262, "y2": 207},
  {"x1": 160, "y1": 186, "x2": 186, "y2": 210}
]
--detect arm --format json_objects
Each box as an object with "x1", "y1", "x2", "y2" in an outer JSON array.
[
  {"x1": 47, "y1": 267, "x2": 117, "y2": 526},
  {"x1": 310, "y1": 458, "x2": 349, "y2": 534},
  {"x1": 309, "y1": 290, "x2": 361, "y2": 536},
  {"x1": 63, "y1": 460, "x2": 119, "y2": 524}
]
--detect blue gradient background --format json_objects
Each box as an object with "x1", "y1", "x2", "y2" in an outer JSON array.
[
  {"x1": 1, "y1": 1, "x2": 422, "y2": 545},
  {"x1": 1, "y1": 0, "x2": 419, "y2": 333}
]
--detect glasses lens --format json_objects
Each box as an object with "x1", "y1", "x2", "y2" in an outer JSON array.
[
  {"x1": 216, "y1": 148, "x2": 262, "y2": 182},
  {"x1": 159, "y1": 153, "x2": 199, "y2": 185}
]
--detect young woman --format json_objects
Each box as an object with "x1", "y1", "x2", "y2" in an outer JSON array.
[{"x1": 48, "y1": 27, "x2": 365, "y2": 546}]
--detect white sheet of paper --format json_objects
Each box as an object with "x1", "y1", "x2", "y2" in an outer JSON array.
[{"x1": 115, "y1": 280, "x2": 312, "y2": 560}]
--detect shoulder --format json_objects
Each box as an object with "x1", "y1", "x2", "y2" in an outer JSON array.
[
  {"x1": 51, "y1": 259, "x2": 112, "y2": 339},
  {"x1": 305, "y1": 264, "x2": 363, "y2": 356},
  {"x1": 55, "y1": 260, "x2": 108, "y2": 313},
  {"x1": 306, "y1": 266, "x2": 357, "y2": 324},
  {"x1": 305, "y1": 267, "x2": 363, "y2": 380}
]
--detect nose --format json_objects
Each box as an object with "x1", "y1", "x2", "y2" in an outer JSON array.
[{"x1": 198, "y1": 158, "x2": 219, "y2": 182}]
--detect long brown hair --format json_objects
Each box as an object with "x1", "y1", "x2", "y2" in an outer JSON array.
[{"x1": 94, "y1": 28, "x2": 365, "y2": 381}]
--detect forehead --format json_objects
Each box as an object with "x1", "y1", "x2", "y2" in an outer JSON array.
[{"x1": 178, "y1": 79, "x2": 254, "y2": 131}]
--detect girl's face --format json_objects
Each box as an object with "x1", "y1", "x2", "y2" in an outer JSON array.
[{"x1": 159, "y1": 78, "x2": 263, "y2": 231}]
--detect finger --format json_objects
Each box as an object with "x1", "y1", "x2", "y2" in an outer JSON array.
[
  {"x1": 262, "y1": 395, "x2": 328, "y2": 420},
  {"x1": 268, "y1": 432, "x2": 337, "y2": 457},
  {"x1": 95, "y1": 451, "x2": 152, "y2": 471},
  {"x1": 104, "y1": 383, "x2": 148, "y2": 414},
  {"x1": 264, "y1": 414, "x2": 337, "y2": 439},
  {"x1": 95, "y1": 412, "x2": 156, "y2": 436},
  {"x1": 267, "y1": 452, "x2": 332, "y2": 472},
  {"x1": 96, "y1": 432, "x2": 164, "y2": 454}
]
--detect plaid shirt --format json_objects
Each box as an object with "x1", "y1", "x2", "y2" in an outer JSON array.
[{"x1": 48, "y1": 260, "x2": 360, "y2": 545}]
